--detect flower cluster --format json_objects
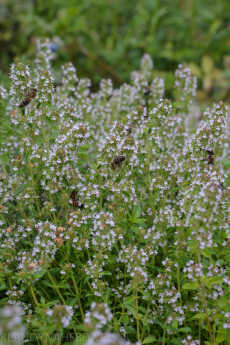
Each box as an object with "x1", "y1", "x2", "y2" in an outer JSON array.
[
  {"x1": 84, "y1": 303, "x2": 134, "y2": 345},
  {"x1": 0, "y1": 304, "x2": 25, "y2": 345},
  {"x1": 46, "y1": 304, "x2": 73, "y2": 328}
]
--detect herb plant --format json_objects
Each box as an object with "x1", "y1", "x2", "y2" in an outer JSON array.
[{"x1": 0, "y1": 39, "x2": 230, "y2": 345}]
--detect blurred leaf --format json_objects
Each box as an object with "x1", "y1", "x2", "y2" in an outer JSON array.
[
  {"x1": 182, "y1": 281, "x2": 199, "y2": 290},
  {"x1": 143, "y1": 335, "x2": 157, "y2": 344},
  {"x1": 223, "y1": 159, "x2": 230, "y2": 168},
  {"x1": 202, "y1": 276, "x2": 223, "y2": 289},
  {"x1": 216, "y1": 332, "x2": 227, "y2": 344},
  {"x1": 191, "y1": 313, "x2": 207, "y2": 320}
]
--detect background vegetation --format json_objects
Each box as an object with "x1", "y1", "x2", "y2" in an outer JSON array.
[{"x1": 0, "y1": 0, "x2": 230, "y2": 101}]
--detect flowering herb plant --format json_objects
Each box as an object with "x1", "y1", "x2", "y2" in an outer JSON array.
[{"x1": 0, "y1": 39, "x2": 230, "y2": 345}]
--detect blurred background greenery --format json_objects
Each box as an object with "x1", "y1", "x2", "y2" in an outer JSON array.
[{"x1": 0, "y1": 0, "x2": 230, "y2": 101}]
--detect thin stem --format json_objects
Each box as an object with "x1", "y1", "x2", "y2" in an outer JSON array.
[
  {"x1": 71, "y1": 271, "x2": 84, "y2": 320},
  {"x1": 135, "y1": 290, "x2": 141, "y2": 343},
  {"x1": 8, "y1": 276, "x2": 13, "y2": 290},
  {"x1": 196, "y1": 246, "x2": 213, "y2": 343},
  {"x1": 42, "y1": 333, "x2": 48, "y2": 345},
  {"x1": 176, "y1": 254, "x2": 183, "y2": 307},
  {"x1": 47, "y1": 271, "x2": 65, "y2": 304},
  {"x1": 30, "y1": 284, "x2": 39, "y2": 306},
  {"x1": 162, "y1": 326, "x2": 166, "y2": 345},
  {"x1": 35, "y1": 334, "x2": 41, "y2": 345},
  {"x1": 140, "y1": 303, "x2": 151, "y2": 340}
]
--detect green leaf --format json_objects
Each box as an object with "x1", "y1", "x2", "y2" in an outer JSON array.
[
  {"x1": 126, "y1": 305, "x2": 137, "y2": 316},
  {"x1": 33, "y1": 269, "x2": 47, "y2": 279},
  {"x1": 223, "y1": 159, "x2": 230, "y2": 168},
  {"x1": 133, "y1": 205, "x2": 141, "y2": 218},
  {"x1": 124, "y1": 296, "x2": 135, "y2": 306},
  {"x1": 143, "y1": 335, "x2": 156, "y2": 344},
  {"x1": 201, "y1": 248, "x2": 211, "y2": 258},
  {"x1": 191, "y1": 312, "x2": 207, "y2": 320},
  {"x1": 172, "y1": 320, "x2": 178, "y2": 329},
  {"x1": 182, "y1": 281, "x2": 199, "y2": 290},
  {"x1": 14, "y1": 182, "x2": 28, "y2": 195},
  {"x1": 203, "y1": 276, "x2": 223, "y2": 289},
  {"x1": 216, "y1": 333, "x2": 227, "y2": 344},
  {"x1": 101, "y1": 271, "x2": 112, "y2": 276},
  {"x1": 178, "y1": 327, "x2": 191, "y2": 333},
  {"x1": 0, "y1": 281, "x2": 6, "y2": 291},
  {"x1": 133, "y1": 312, "x2": 143, "y2": 320},
  {"x1": 126, "y1": 326, "x2": 136, "y2": 335}
]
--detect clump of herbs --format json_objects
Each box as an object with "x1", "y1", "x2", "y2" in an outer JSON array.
[{"x1": 0, "y1": 39, "x2": 230, "y2": 345}]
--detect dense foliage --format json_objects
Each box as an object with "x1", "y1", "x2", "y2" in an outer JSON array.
[
  {"x1": 0, "y1": 40, "x2": 230, "y2": 345},
  {"x1": 0, "y1": 0, "x2": 230, "y2": 100}
]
